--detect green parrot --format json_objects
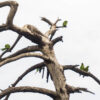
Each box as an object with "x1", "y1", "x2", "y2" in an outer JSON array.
[
  {"x1": 80, "y1": 63, "x2": 85, "y2": 70},
  {"x1": 1, "y1": 44, "x2": 10, "y2": 51},
  {"x1": 5, "y1": 44, "x2": 10, "y2": 49},
  {"x1": 62, "y1": 20, "x2": 68, "y2": 27},
  {"x1": 80, "y1": 63, "x2": 89, "y2": 72},
  {"x1": 84, "y1": 66, "x2": 89, "y2": 72}
]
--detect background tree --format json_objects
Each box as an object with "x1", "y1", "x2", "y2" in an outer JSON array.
[{"x1": 0, "y1": 0, "x2": 100, "y2": 100}]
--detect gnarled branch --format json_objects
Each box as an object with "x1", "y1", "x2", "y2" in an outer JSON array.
[
  {"x1": 44, "y1": 18, "x2": 62, "y2": 40},
  {"x1": 41, "y1": 17, "x2": 53, "y2": 26},
  {"x1": 0, "y1": 1, "x2": 18, "y2": 25},
  {"x1": 63, "y1": 65, "x2": 100, "y2": 85},
  {"x1": 0, "y1": 53, "x2": 49, "y2": 67},
  {"x1": 0, "y1": 1, "x2": 49, "y2": 45},
  {"x1": 52, "y1": 36, "x2": 63, "y2": 46},
  {"x1": 0, "y1": 86, "x2": 57, "y2": 99},
  {"x1": 1, "y1": 45, "x2": 40, "y2": 61}
]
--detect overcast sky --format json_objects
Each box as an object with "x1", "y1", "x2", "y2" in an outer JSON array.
[{"x1": 0, "y1": 0, "x2": 100, "y2": 100}]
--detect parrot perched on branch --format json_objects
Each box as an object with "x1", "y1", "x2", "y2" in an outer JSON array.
[{"x1": 80, "y1": 63, "x2": 89, "y2": 72}]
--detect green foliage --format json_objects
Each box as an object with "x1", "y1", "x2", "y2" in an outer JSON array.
[
  {"x1": 80, "y1": 63, "x2": 89, "y2": 72},
  {"x1": 62, "y1": 20, "x2": 68, "y2": 27},
  {"x1": 1, "y1": 44, "x2": 11, "y2": 51}
]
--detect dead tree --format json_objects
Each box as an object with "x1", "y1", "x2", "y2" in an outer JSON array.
[{"x1": 0, "y1": 1, "x2": 100, "y2": 100}]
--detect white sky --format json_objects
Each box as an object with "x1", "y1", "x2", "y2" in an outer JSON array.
[{"x1": 0, "y1": 0, "x2": 100, "y2": 100}]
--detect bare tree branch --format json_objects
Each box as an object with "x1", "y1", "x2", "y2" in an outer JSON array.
[
  {"x1": 49, "y1": 29, "x2": 57, "y2": 40},
  {"x1": 23, "y1": 24, "x2": 46, "y2": 38},
  {"x1": 52, "y1": 36, "x2": 63, "y2": 46},
  {"x1": 43, "y1": 17, "x2": 59, "y2": 39},
  {"x1": 56, "y1": 26, "x2": 63, "y2": 28},
  {"x1": 4, "y1": 62, "x2": 45, "y2": 100},
  {"x1": 13, "y1": 62, "x2": 45, "y2": 87},
  {"x1": 0, "y1": 86, "x2": 57, "y2": 99},
  {"x1": 0, "y1": 1, "x2": 18, "y2": 25},
  {"x1": 0, "y1": 1, "x2": 49, "y2": 45},
  {"x1": 0, "y1": 24, "x2": 45, "y2": 45},
  {"x1": 54, "y1": 18, "x2": 61, "y2": 25},
  {"x1": 0, "y1": 24, "x2": 8, "y2": 32},
  {"x1": 41, "y1": 17, "x2": 53, "y2": 25},
  {"x1": 1, "y1": 45, "x2": 40, "y2": 61},
  {"x1": 0, "y1": 53, "x2": 49, "y2": 67},
  {"x1": 63, "y1": 65, "x2": 79, "y2": 69},
  {"x1": 63, "y1": 65, "x2": 100, "y2": 85},
  {"x1": 12, "y1": 25, "x2": 50, "y2": 45},
  {"x1": 66, "y1": 84, "x2": 94, "y2": 94},
  {"x1": 0, "y1": 35, "x2": 22, "y2": 59},
  {"x1": 9, "y1": 35, "x2": 22, "y2": 51},
  {"x1": 45, "y1": 25, "x2": 57, "y2": 37},
  {"x1": 44, "y1": 18, "x2": 62, "y2": 40}
]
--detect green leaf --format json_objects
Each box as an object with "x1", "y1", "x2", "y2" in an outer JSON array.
[
  {"x1": 63, "y1": 20, "x2": 68, "y2": 27},
  {"x1": 80, "y1": 63, "x2": 85, "y2": 70},
  {"x1": 5, "y1": 44, "x2": 10, "y2": 49},
  {"x1": 84, "y1": 66, "x2": 89, "y2": 72}
]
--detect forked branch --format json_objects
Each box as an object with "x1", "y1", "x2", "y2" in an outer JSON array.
[
  {"x1": 42, "y1": 17, "x2": 60, "y2": 39},
  {"x1": 54, "y1": 18, "x2": 61, "y2": 25}
]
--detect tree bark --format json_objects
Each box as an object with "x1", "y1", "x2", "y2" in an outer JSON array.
[{"x1": 42, "y1": 44, "x2": 69, "y2": 100}]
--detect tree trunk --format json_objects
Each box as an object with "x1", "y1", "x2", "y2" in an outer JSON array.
[{"x1": 42, "y1": 44, "x2": 69, "y2": 100}]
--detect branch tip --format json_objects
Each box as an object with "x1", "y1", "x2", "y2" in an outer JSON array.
[
  {"x1": 41, "y1": 17, "x2": 52, "y2": 25},
  {"x1": 66, "y1": 84, "x2": 95, "y2": 95}
]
